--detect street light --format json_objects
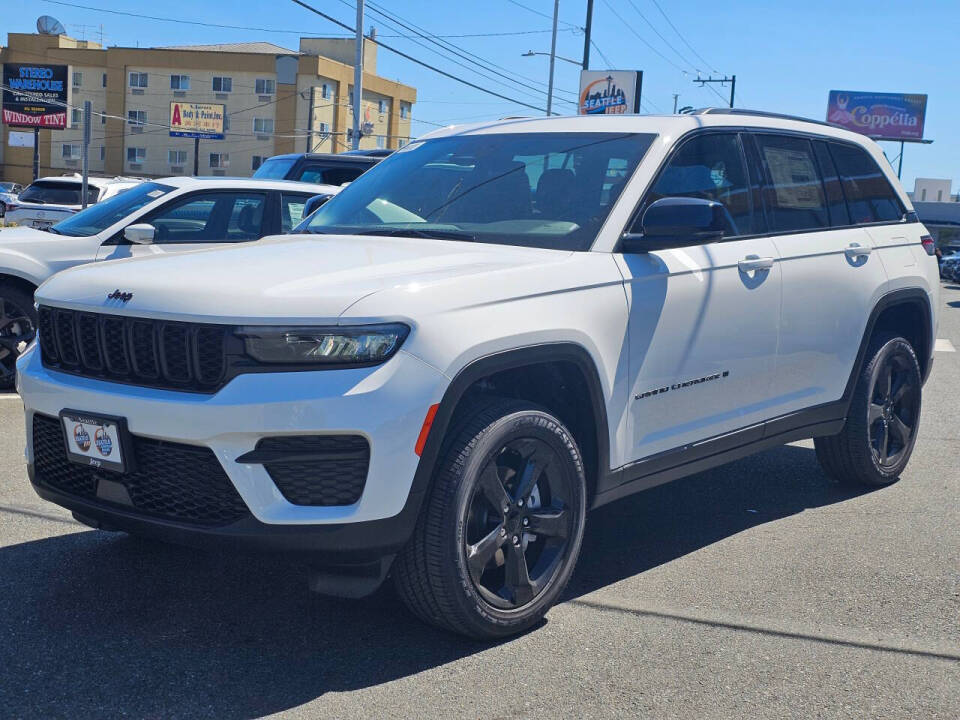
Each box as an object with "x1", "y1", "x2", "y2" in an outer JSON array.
[{"x1": 522, "y1": 51, "x2": 584, "y2": 67}]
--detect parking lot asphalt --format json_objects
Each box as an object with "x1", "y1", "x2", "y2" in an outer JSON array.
[{"x1": 1, "y1": 285, "x2": 958, "y2": 719}]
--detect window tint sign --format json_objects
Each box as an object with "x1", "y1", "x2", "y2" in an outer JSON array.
[
  {"x1": 578, "y1": 70, "x2": 643, "y2": 115},
  {"x1": 826, "y1": 91, "x2": 927, "y2": 141},
  {"x1": 2, "y1": 63, "x2": 69, "y2": 128}
]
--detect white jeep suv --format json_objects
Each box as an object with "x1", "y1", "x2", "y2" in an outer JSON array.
[{"x1": 17, "y1": 110, "x2": 939, "y2": 638}]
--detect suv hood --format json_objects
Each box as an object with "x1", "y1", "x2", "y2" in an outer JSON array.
[{"x1": 36, "y1": 234, "x2": 573, "y2": 323}]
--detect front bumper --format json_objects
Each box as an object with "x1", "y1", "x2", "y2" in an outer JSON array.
[{"x1": 17, "y1": 343, "x2": 448, "y2": 560}]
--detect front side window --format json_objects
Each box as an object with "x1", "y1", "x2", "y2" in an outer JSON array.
[
  {"x1": 147, "y1": 192, "x2": 267, "y2": 243},
  {"x1": 255, "y1": 78, "x2": 275, "y2": 95},
  {"x1": 52, "y1": 182, "x2": 173, "y2": 237},
  {"x1": 641, "y1": 132, "x2": 757, "y2": 237},
  {"x1": 280, "y1": 193, "x2": 314, "y2": 232},
  {"x1": 129, "y1": 72, "x2": 148, "y2": 88},
  {"x1": 828, "y1": 142, "x2": 904, "y2": 224},
  {"x1": 305, "y1": 132, "x2": 657, "y2": 250},
  {"x1": 754, "y1": 134, "x2": 829, "y2": 233}
]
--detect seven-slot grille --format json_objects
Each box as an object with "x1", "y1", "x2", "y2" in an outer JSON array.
[{"x1": 38, "y1": 306, "x2": 228, "y2": 392}]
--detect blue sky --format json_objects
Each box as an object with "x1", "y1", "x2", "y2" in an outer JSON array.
[{"x1": 6, "y1": 0, "x2": 958, "y2": 190}]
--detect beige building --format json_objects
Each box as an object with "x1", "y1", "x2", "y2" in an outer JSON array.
[{"x1": 0, "y1": 32, "x2": 416, "y2": 185}]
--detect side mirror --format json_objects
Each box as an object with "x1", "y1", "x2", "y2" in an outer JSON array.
[
  {"x1": 302, "y1": 193, "x2": 333, "y2": 219},
  {"x1": 621, "y1": 196, "x2": 729, "y2": 253},
  {"x1": 123, "y1": 223, "x2": 156, "y2": 244}
]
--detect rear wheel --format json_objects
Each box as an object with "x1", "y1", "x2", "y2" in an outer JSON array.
[
  {"x1": 815, "y1": 334, "x2": 921, "y2": 487},
  {"x1": 393, "y1": 398, "x2": 587, "y2": 638},
  {"x1": 0, "y1": 284, "x2": 37, "y2": 390}
]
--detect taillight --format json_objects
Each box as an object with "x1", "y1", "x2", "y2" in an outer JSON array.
[{"x1": 921, "y1": 235, "x2": 936, "y2": 256}]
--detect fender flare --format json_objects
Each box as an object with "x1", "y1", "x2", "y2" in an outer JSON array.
[{"x1": 407, "y1": 342, "x2": 612, "y2": 504}]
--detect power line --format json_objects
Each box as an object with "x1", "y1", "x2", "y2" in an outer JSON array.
[
  {"x1": 506, "y1": 0, "x2": 581, "y2": 29},
  {"x1": 624, "y1": 0, "x2": 701, "y2": 73},
  {"x1": 598, "y1": 0, "x2": 687, "y2": 74},
  {"x1": 288, "y1": 0, "x2": 553, "y2": 114},
  {"x1": 649, "y1": 0, "x2": 719, "y2": 74}
]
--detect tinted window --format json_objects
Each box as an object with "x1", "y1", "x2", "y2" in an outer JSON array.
[
  {"x1": 251, "y1": 156, "x2": 297, "y2": 180},
  {"x1": 755, "y1": 135, "x2": 829, "y2": 232},
  {"x1": 828, "y1": 143, "x2": 903, "y2": 224},
  {"x1": 52, "y1": 182, "x2": 175, "y2": 237},
  {"x1": 305, "y1": 132, "x2": 657, "y2": 251},
  {"x1": 643, "y1": 133, "x2": 756, "y2": 237},
  {"x1": 812, "y1": 141, "x2": 851, "y2": 226},
  {"x1": 20, "y1": 180, "x2": 97, "y2": 206},
  {"x1": 298, "y1": 166, "x2": 365, "y2": 185},
  {"x1": 280, "y1": 193, "x2": 313, "y2": 232},
  {"x1": 146, "y1": 192, "x2": 266, "y2": 243}
]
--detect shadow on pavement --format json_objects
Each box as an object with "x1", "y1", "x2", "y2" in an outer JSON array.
[{"x1": 0, "y1": 444, "x2": 873, "y2": 716}]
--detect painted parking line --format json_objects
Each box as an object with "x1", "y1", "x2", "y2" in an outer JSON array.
[
  {"x1": 0, "y1": 394, "x2": 22, "y2": 401},
  {"x1": 935, "y1": 338, "x2": 956, "y2": 353}
]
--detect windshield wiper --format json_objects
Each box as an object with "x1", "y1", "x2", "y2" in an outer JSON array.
[
  {"x1": 352, "y1": 227, "x2": 477, "y2": 242},
  {"x1": 45, "y1": 227, "x2": 62, "y2": 234}
]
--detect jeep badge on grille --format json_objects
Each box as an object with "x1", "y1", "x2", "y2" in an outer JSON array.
[{"x1": 107, "y1": 289, "x2": 133, "y2": 303}]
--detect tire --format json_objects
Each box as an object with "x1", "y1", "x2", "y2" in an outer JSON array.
[
  {"x1": 0, "y1": 283, "x2": 38, "y2": 391},
  {"x1": 815, "y1": 333, "x2": 922, "y2": 487},
  {"x1": 393, "y1": 397, "x2": 587, "y2": 638}
]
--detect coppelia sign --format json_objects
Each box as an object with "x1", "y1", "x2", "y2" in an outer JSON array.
[
  {"x1": 578, "y1": 70, "x2": 643, "y2": 115},
  {"x1": 826, "y1": 90, "x2": 928, "y2": 141},
  {"x1": 2, "y1": 63, "x2": 69, "y2": 128}
]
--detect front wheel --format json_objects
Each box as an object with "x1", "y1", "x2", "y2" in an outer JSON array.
[
  {"x1": 0, "y1": 284, "x2": 37, "y2": 390},
  {"x1": 393, "y1": 398, "x2": 587, "y2": 638},
  {"x1": 815, "y1": 333, "x2": 922, "y2": 487}
]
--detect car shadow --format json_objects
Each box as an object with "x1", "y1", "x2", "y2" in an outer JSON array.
[{"x1": 0, "y1": 444, "x2": 873, "y2": 717}]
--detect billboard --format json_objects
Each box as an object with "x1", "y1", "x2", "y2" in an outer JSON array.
[
  {"x1": 578, "y1": 71, "x2": 642, "y2": 115},
  {"x1": 169, "y1": 102, "x2": 225, "y2": 140},
  {"x1": 2, "y1": 63, "x2": 69, "y2": 128},
  {"x1": 826, "y1": 90, "x2": 927, "y2": 142}
]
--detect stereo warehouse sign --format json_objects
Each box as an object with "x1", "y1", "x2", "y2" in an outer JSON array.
[
  {"x1": 169, "y1": 102, "x2": 225, "y2": 140},
  {"x1": 2, "y1": 63, "x2": 69, "y2": 128}
]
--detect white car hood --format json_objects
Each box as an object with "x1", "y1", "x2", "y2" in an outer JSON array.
[{"x1": 36, "y1": 233, "x2": 573, "y2": 323}]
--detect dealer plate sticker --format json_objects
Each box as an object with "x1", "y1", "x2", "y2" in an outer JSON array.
[{"x1": 61, "y1": 412, "x2": 125, "y2": 472}]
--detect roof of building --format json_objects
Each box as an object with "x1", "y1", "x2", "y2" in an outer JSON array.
[{"x1": 153, "y1": 42, "x2": 296, "y2": 55}]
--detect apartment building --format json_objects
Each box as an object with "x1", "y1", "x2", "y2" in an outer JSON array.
[{"x1": 0, "y1": 32, "x2": 416, "y2": 185}]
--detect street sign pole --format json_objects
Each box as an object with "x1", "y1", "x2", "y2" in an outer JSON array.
[
  {"x1": 32, "y1": 127, "x2": 40, "y2": 181},
  {"x1": 352, "y1": 0, "x2": 364, "y2": 150},
  {"x1": 81, "y1": 100, "x2": 91, "y2": 209},
  {"x1": 193, "y1": 137, "x2": 200, "y2": 176}
]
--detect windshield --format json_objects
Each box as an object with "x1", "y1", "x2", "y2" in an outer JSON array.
[
  {"x1": 252, "y1": 156, "x2": 297, "y2": 180},
  {"x1": 52, "y1": 182, "x2": 175, "y2": 237},
  {"x1": 0, "y1": 182, "x2": 17, "y2": 193},
  {"x1": 303, "y1": 132, "x2": 657, "y2": 250},
  {"x1": 19, "y1": 180, "x2": 98, "y2": 206}
]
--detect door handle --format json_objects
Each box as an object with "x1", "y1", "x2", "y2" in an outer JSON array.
[
  {"x1": 845, "y1": 243, "x2": 873, "y2": 258},
  {"x1": 738, "y1": 255, "x2": 775, "y2": 272}
]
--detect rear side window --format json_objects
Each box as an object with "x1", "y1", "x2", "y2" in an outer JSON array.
[
  {"x1": 20, "y1": 181, "x2": 97, "y2": 206},
  {"x1": 643, "y1": 132, "x2": 757, "y2": 237},
  {"x1": 298, "y1": 165, "x2": 365, "y2": 186},
  {"x1": 828, "y1": 142, "x2": 903, "y2": 224},
  {"x1": 755, "y1": 134, "x2": 829, "y2": 233},
  {"x1": 812, "y1": 141, "x2": 851, "y2": 226}
]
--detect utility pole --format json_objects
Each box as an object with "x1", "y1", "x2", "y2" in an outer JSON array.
[
  {"x1": 32, "y1": 128, "x2": 39, "y2": 181},
  {"x1": 307, "y1": 86, "x2": 317, "y2": 153},
  {"x1": 694, "y1": 74, "x2": 736, "y2": 108},
  {"x1": 581, "y1": 0, "x2": 594, "y2": 70},
  {"x1": 193, "y1": 137, "x2": 199, "y2": 176},
  {"x1": 81, "y1": 101, "x2": 91, "y2": 208},
  {"x1": 352, "y1": 0, "x2": 364, "y2": 150},
  {"x1": 672, "y1": 94, "x2": 679, "y2": 113},
  {"x1": 546, "y1": 0, "x2": 559, "y2": 116}
]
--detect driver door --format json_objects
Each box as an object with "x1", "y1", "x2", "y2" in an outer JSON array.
[{"x1": 97, "y1": 191, "x2": 269, "y2": 262}]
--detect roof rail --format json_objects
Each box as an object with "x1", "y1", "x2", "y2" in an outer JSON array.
[{"x1": 692, "y1": 107, "x2": 838, "y2": 129}]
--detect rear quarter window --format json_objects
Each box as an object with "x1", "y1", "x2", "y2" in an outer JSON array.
[{"x1": 828, "y1": 142, "x2": 904, "y2": 224}]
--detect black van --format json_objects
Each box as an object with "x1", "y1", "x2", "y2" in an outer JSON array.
[{"x1": 252, "y1": 150, "x2": 389, "y2": 185}]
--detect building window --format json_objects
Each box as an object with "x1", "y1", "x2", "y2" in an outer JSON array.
[
  {"x1": 170, "y1": 74, "x2": 190, "y2": 91},
  {"x1": 127, "y1": 110, "x2": 147, "y2": 126},
  {"x1": 255, "y1": 78, "x2": 275, "y2": 95},
  {"x1": 99, "y1": 145, "x2": 106, "y2": 161},
  {"x1": 223, "y1": 114, "x2": 230, "y2": 131},
  {"x1": 62, "y1": 143, "x2": 82, "y2": 159},
  {"x1": 213, "y1": 76, "x2": 232, "y2": 93},
  {"x1": 71, "y1": 108, "x2": 82, "y2": 126},
  {"x1": 348, "y1": 91, "x2": 354, "y2": 106},
  {"x1": 378, "y1": 99, "x2": 386, "y2": 114},
  {"x1": 400, "y1": 104, "x2": 409, "y2": 119},
  {"x1": 168, "y1": 149, "x2": 188, "y2": 165},
  {"x1": 321, "y1": 83, "x2": 330, "y2": 99},
  {"x1": 100, "y1": 110, "x2": 106, "y2": 125},
  {"x1": 72, "y1": 72, "x2": 82, "y2": 88},
  {"x1": 318, "y1": 121, "x2": 329, "y2": 133},
  {"x1": 102, "y1": 72, "x2": 108, "y2": 88},
  {"x1": 253, "y1": 118, "x2": 274, "y2": 134},
  {"x1": 128, "y1": 72, "x2": 148, "y2": 89},
  {"x1": 209, "y1": 152, "x2": 230, "y2": 168},
  {"x1": 126, "y1": 147, "x2": 146, "y2": 163},
  {"x1": 377, "y1": 135, "x2": 386, "y2": 149},
  {"x1": 252, "y1": 155, "x2": 264, "y2": 171}
]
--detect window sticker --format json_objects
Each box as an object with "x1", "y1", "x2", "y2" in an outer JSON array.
[{"x1": 762, "y1": 146, "x2": 823, "y2": 209}]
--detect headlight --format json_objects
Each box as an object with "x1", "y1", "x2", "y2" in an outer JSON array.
[{"x1": 236, "y1": 323, "x2": 409, "y2": 366}]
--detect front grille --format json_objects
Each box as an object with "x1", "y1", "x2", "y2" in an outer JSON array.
[
  {"x1": 253, "y1": 435, "x2": 370, "y2": 506},
  {"x1": 32, "y1": 414, "x2": 249, "y2": 526},
  {"x1": 38, "y1": 306, "x2": 228, "y2": 393}
]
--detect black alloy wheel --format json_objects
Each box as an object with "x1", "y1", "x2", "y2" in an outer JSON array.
[
  {"x1": 464, "y1": 437, "x2": 576, "y2": 609},
  {"x1": 867, "y1": 347, "x2": 920, "y2": 470},
  {"x1": 0, "y1": 292, "x2": 36, "y2": 389}
]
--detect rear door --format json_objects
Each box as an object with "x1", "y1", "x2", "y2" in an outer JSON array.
[
  {"x1": 752, "y1": 133, "x2": 888, "y2": 414},
  {"x1": 616, "y1": 131, "x2": 783, "y2": 462},
  {"x1": 97, "y1": 190, "x2": 270, "y2": 262}
]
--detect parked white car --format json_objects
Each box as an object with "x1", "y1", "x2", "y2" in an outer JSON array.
[
  {"x1": 0, "y1": 176, "x2": 339, "y2": 385},
  {"x1": 0, "y1": 181, "x2": 25, "y2": 217},
  {"x1": 4, "y1": 175, "x2": 145, "y2": 229},
  {"x1": 17, "y1": 111, "x2": 939, "y2": 638}
]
